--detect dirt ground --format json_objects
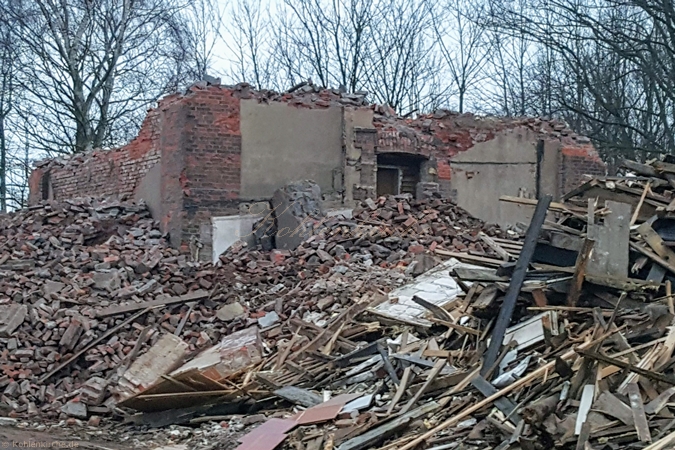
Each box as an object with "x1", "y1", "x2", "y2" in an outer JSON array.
[{"x1": 0, "y1": 417, "x2": 248, "y2": 450}]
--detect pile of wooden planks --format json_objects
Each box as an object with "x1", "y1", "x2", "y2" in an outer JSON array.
[{"x1": 120, "y1": 188, "x2": 675, "y2": 449}]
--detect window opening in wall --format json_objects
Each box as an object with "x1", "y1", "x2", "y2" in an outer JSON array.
[
  {"x1": 376, "y1": 153, "x2": 424, "y2": 198},
  {"x1": 41, "y1": 171, "x2": 51, "y2": 200}
]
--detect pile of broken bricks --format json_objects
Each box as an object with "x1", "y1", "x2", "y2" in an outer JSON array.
[{"x1": 6, "y1": 165, "x2": 675, "y2": 449}]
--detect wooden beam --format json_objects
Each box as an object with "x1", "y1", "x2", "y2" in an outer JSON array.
[
  {"x1": 470, "y1": 375, "x2": 521, "y2": 424},
  {"x1": 628, "y1": 382, "x2": 652, "y2": 443},
  {"x1": 479, "y1": 232, "x2": 510, "y2": 261},
  {"x1": 96, "y1": 290, "x2": 209, "y2": 318},
  {"x1": 638, "y1": 223, "x2": 675, "y2": 269},
  {"x1": 337, "y1": 402, "x2": 440, "y2": 450},
  {"x1": 567, "y1": 239, "x2": 595, "y2": 306},
  {"x1": 577, "y1": 349, "x2": 675, "y2": 385},
  {"x1": 631, "y1": 182, "x2": 652, "y2": 226},
  {"x1": 396, "y1": 328, "x2": 622, "y2": 450},
  {"x1": 40, "y1": 307, "x2": 152, "y2": 383},
  {"x1": 499, "y1": 195, "x2": 584, "y2": 216},
  {"x1": 622, "y1": 159, "x2": 658, "y2": 177},
  {"x1": 481, "y1": 195, "x2": 552, "y2": 377},
  {"x1": 630, "y1": 241, "x2": 675, "y2": 276}
]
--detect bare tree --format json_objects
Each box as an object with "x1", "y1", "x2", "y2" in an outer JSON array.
[
  {"x1": 430, "y1": 0, "x2": 492, "y2": 113},
  {"x1": 0, "y1": 0, "x2": 21, "y2": 211},
  {"x1": 179, "y1": 0, "x2": 225, "y2": 80},
  {"x1": 5, "y1": 0, "x2": 191, "y2": 155},
  {"x1": 367, "y1": 0, "x2": 442, "y2": 115},
  {"x1": 273, "y1": 0, "x2": 375, "y2": 91},
  {"x1": 489, "y1": 0, "x2": 675, "y2": 160},
  {"x1": 226, "y1": 0, "x2": 275, "y2": 89}
]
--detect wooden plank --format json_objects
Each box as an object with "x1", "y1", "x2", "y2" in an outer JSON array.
[
  {"x1": 587, "y1": 201, "x2": 631, "y2": 278},
  {"x1": 532, "y1": 289, "x2": 548, "y2": 307},
  {"x1": 622, "y1": 159, "x2": 658, "y2": 177},
  {"x1": 481, "y1": 195, "x2": 552, "y2": 377},
  {"x1": 479, "y1": 232, "x2": 510, "y2": 261},
  {"x1": 575, "y1": 420, "x2": 591, "y2": 450},
  {"x1": 396, "y1": 327, "x2": 622, "y2": 450},
  {"x1": 96, "y1": 290, "x2": 210, "y2": 318},
  {"x1": 631, "y1": 182, "x2": 652, "y2": 226},
  {"x1": 647, "y1": 263, "x2": 667, "y2": 283},
  {"x1": 452, "y1": 267, "x2": 508, "y2": 282},
  {"x1": 386, "y1": 367, "x2": 412, "y2": 415},
  {"x1": 336, "y1": 402, "x2": 440, "y2": 450},
  {"x1": 499, "y1": 195, "x2": 585, "y2": 215},
  {"x1": 645, "y1": 387, "x2": 675, "y2": 415},
  {"x1": 567, "y1": 239, "x2": 595, "y2": 306},
  {"x1": 628, "y1": 382, "x2": 652, "y2": 443},
  {"x1": 274, "y1": 386, "x2": 323, "y2": 408},
  {"x1": 593, "y1": 391, "x2": 634, "y2": 426},
  {"x1": 434, "y1": 249, "x2": 503, "y2": 267},
  {"x1": 630, "y1": 242, "x2": 675, "y2": 276},
  {"x1": 473, "y1": 284, "x2": 500, "y2": 310},
  {"x1": 470, "y1": 375, "x2": 521, "y2": 424},
  {"x1": 576, "y1": 385, "x2": 594, "y2": 435},
  {"x1": 577, "y1": 349, "x2": 675, "y2": 385},
  {"x1": 411, "y1": 295, "x2": 454, "y2": 322},
  {"x1": 639, "y1": 223, "x2": 675, "y2": 270},
  {"x1": 39, "y1": 307, "x2": 152, "y2": 383},
  {"x1": 400, "y1": 360, "x2": 446, "y2": 414}
]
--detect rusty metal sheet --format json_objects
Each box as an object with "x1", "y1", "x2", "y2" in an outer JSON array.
[
  {"x1": 292, "y1": 393, "x2": 361, "y2": 425},
  {"x1": 235, "y1": 418, "x2": 297, "y2": 450}
]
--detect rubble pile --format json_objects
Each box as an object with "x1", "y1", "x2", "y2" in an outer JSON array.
[
  {"x1": 7, "y1": 161, "x2": 675, "y2": 449},
  {"x1": 0, "y1": 197, "x2": 412, "y2": 420}
]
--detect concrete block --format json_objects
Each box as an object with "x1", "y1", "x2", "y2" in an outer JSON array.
[
  {"x1": 116, "y1": 334, "x2": 189, "y2": 403},
  {"x1": 272, "y1": 180, "x2": 325, "y2": 250},
  {"x1": 216, "y1": 303, "x2": 246, "y2": 322},
  {"x1": 0, "y1": 304, "x2": 27, "y2": 338},
  {"x1": 171, "y1": 327, "x2": 263, "y2": 381},
  {"x1": 61, "y1": 400, "x2": 88, "y2": 418},
  {"x1": 92, "y1": 271, "x2": 121, "y2": 291}
]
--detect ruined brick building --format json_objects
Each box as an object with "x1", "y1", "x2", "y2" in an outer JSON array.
[{"x1": 28, "y1": 81, "x2": 606, "y2": 261}]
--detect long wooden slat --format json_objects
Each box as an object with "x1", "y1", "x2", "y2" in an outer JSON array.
[
  {"x1": 481, "y1": 195, "x2": 551, "y2": 377},
  {"x1": 395, "y1": 327, "x2": 622, "y2": 450},
  {"x1": 567, "y1": 239, "x2": 595, "y2": 306},
  {"x1": 96, "y1": 290, "x2": 209, "y2": 317}
]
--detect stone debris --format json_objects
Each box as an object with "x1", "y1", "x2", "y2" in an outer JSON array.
[{"x1": 8, "y1": 168, "x2": 675, "y2": 450}]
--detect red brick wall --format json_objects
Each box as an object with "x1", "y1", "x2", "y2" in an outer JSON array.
[
  {"x1": 560, "y1": 145, "x2": 607, "y2": 193},
  {"x1": 28, "y1": 110, "x2": 161, "y2": 204},
  {"x1": 370, "y1": 113, "x2": 605, "y2": 199},
  {"x1": 179, "y1": 88, "x2": 242, "y2": 257},
  {"x1": 28, "y1": 85, "x2": 606, "y2": 259}
]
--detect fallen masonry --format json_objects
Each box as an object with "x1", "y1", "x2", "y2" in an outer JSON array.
[{"x1": 4, "y1": 169, "x2": 675, "y2": 449}]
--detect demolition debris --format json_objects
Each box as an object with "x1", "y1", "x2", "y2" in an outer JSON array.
[{"x1": 4, "y1": 166, "x2": 675, "y2": 449}]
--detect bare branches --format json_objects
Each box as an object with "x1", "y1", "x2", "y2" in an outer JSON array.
[{"x1": 6, "y1": 0, "x2": 191, "y2": 155}]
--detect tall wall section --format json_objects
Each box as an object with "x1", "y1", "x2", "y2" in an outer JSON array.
[{"x1": 28, "y1": 82, "x2": 607, "y2": 257}]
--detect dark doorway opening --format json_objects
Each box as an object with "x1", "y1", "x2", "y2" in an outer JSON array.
[
  {"x1": 376, "y1": 153, "x2": 424, "y2": 197},
  {"x1": 377, "y1": 168, "x2": 399, "y2": 196}
]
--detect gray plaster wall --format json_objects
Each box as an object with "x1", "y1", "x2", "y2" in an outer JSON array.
[
  {"x1": 449, "y1": 129, "x2": 539, "y2": 227},
  {"x1": 239, "y1": 100, "x2": 344, "y2": 200},
  {"x1": 540, "y1": 140, "x2": 562, "y2": 200},
  {"x1": 134, "y1": 162, "x2": 162, "y2": 220},
  {"x1": 343, "y1": 108, "x2": 374, "y2": 206}
]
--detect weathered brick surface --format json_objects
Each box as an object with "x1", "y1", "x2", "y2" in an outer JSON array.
[
  {"x1": 560, "y1": 146, "x2": 607, "y2": 193},
  {"x1": 28, "y1": 110, "x2": 162, "y2": 204},
  {"x1": 180, "y1": 89, "x2": 242, "y2": 257},
  {"x1": 29, "y1": 83, "x2": 606, "y2": 259}
]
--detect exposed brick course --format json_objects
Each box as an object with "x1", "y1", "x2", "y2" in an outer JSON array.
[{"x1": 29, "y1": 82, "x2": 606, "y2": 260}]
